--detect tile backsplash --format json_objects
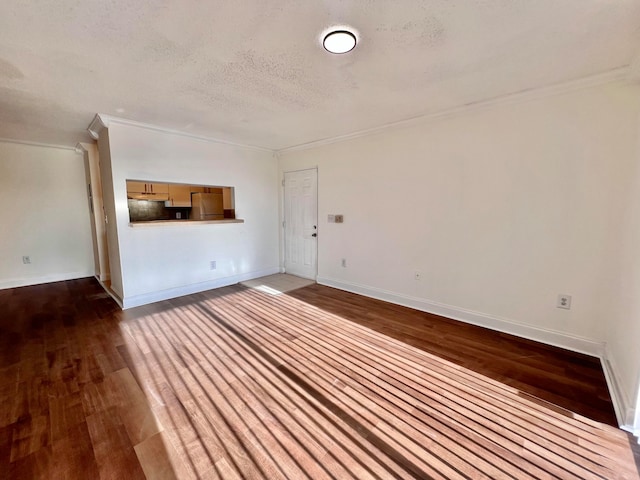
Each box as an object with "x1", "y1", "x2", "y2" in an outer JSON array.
[{"x1": 128, "y1": 199, "x2": 190, "y2": 222}]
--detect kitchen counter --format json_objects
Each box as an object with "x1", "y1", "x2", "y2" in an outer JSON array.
[{"x1": 129, "y1": 218, "x2": 244, "y2": 227}]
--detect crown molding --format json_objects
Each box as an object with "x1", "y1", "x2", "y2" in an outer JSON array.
[
  {"x1": 87, "y1": 66, "x2": 630, "y2": 155},
  {"x1": 87, "y1": 114, "x2": 109, "y2": 140},
  {"x1": 0, "y1": 137, "x2": 76, "y2": 151},
  {"x1": 278, "y1": 66, "x2": 630, "y2": 154},
  {"x1": 75, "y1": 142, "x2": 98, "y2": 155},
  {"x1": 89, "y1": 113, "x2": 273, "y2": 153}
]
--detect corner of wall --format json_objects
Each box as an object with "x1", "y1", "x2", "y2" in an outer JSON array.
[{"x1": 601, "y1": 346, "x2": 635, "y2": 429}]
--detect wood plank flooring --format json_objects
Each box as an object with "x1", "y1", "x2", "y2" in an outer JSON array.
[
  {"x1": 1, "y1": 277, "x2": 639, "y2": 479},
  {"x1": 288, "y1": 284, "x2": 618, "y2": 426}
]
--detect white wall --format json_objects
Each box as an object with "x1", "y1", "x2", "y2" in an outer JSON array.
[
  {"x1": 279, "y1": 81, "x2": 640, "y2": 427},
  {"x1": 102, "y1": 122, "x2": 280, "y2": 308},
  {"x1": 0, "y1": 141, "x2": 94, "y2": 288},
  {"x1": 606, "y1": 111, "x2": 640, "y2": 429}
]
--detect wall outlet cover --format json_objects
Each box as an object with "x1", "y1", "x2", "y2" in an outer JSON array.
[{"x1": 557, "y1": 294, "x2": 572, "y2": 309}]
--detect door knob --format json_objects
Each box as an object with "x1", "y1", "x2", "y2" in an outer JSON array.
[{"x1": 312, "y1": 233, "x2": 317, "y2": 237}]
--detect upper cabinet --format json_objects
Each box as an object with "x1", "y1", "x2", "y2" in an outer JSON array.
[
  {"x1": 165, "y1": 184, "x2": 193, "y2": 207},
  {"x1": 127, "y1": 181, "x2": 169, "y2": 200}
]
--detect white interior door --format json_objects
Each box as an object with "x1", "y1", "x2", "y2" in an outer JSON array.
[{"x1": 284, "y1": 169, "x2": 318, "y2": 280}]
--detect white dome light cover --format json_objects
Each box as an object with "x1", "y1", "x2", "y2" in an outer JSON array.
[{"x1": 323, "y1": 30, "x2": 357, "y2": 54}]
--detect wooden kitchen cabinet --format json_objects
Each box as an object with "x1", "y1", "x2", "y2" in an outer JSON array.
[
  {"x1": 222, "y1": 187, "x2": 234, "y2": 209},
  {"x1": 126, "y1": 181, "x2": 169, "y2": 200},
  {"x1": 165, "y1": 184, "x2": 192, "y2": 207}
]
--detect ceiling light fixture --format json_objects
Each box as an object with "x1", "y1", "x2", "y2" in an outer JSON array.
[{"x1": 323, "y1": 29, "x2": 357, "y2": 54}]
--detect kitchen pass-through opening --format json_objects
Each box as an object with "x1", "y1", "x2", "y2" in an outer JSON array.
[{"x1": 126, "y1": 180, "x2": 235, "y2": 223}]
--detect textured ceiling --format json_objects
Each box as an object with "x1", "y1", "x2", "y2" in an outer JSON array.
[{"x1": 1, "y1": 1, "x2": 639, "y2": 150}]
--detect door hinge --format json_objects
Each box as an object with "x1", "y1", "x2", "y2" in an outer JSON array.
[
  {"x1": 282, "y1": 179, "x2": 285, "y2": 187},
  {"x1": 282, "y1": 221, "x2": 286, "y2": 228}
]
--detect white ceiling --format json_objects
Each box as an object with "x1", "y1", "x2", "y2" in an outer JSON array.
[{"x1": 1, "y1": 1, "x2": 639, "y2": 150}]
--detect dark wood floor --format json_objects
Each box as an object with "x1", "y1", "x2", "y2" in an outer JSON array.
[
  {"x1": 289, "y1": 284, "x2": 618, "y2": 426},
  {"x1": 1, "y1": 277, "x2": 638, "y2": 479}
]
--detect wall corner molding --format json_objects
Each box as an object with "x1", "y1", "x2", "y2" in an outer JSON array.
[
  {"x1": 75, "y1": 142, "x2": 97, "y2": 155},
  {"x1": 87, "y1": 114, "x2": 110, "y2": 140}
]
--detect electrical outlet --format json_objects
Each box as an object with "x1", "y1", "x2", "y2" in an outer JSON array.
[
  {"x1": 341, "y1": 258, "x2": 347, "y2": 268},
  {"x1": 557, "y1": 294, "x2": 571, "y2": 310},
  {"x1": 414, "y1": 271, "x2": 421, "y2": 280},
  {"x1": 22, "y1": 256, "x2": 31, "y2": 264},
  {"x1": 334, "y1": 215, "x2": 344, "y2": 223},
  {"x1": 210, "y1": 260, "x2": 217, "y2": 270},
  {"x1": 328, "y1": 214, "x2": 335, "y2": 223}
]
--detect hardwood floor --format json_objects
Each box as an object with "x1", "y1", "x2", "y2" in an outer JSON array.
[
  {"x1": 288, "y1": 284, "x2": 618, "y2": 426},
  {"x1": 1, "y1": 277, "x2": 638, "y2": 479}
]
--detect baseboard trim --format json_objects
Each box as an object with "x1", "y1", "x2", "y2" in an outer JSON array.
[
  {"x1": 0, "y1": 272, "x2": 94, "y2": 290},
  {"x1": 601, "y1": 347, "x2": 635, "y2": 430},
  {"x1": 122, "y1": 267, "x2": 280, "y2": 309},
  {"x1": 317, "y1": 277, "x2": 606, "y2": 358}
]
